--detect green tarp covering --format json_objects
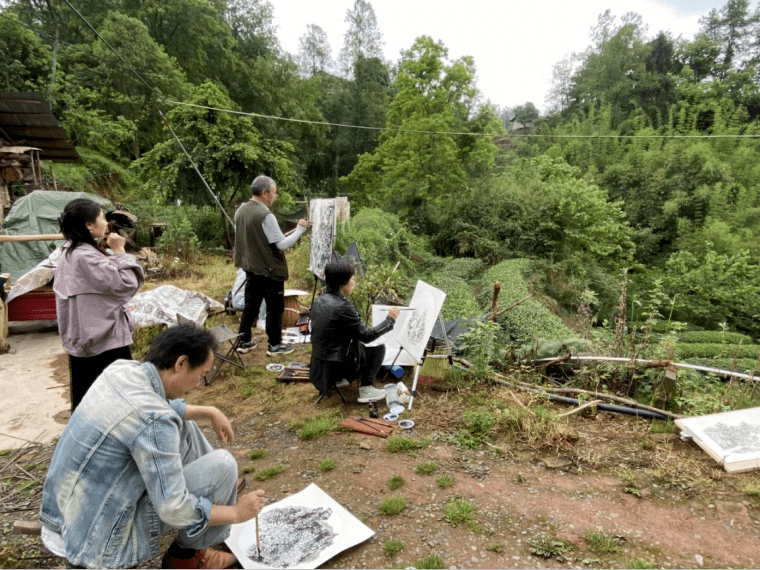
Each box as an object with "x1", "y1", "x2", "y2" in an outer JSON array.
[{"x1": 0, "y1": 190, "x2": 112, "y2": 282}]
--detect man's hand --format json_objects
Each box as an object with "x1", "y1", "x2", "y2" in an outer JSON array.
[
  {"x1": 236, "y1": 489, "x2": 266, "y2": 523},
  {"x1": 297, "y1": 218, "x2": 308, "y2": 228},
  {"x1": 210, "y1": 408, "x2": 234, "y2": 444},
  {"x1": 388, "y1": 307, "x2": 400, "y2": 320}
]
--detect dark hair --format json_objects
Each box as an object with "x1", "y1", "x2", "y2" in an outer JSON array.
[
  {"x1": 250, "y1": 175, "x2": 275, "y2": 197},
  {"x1": 324, "y1": 261, "x2": 355, "y2": 293},
  {"x1": 143, "y1": 325, "x2": 217, "y2": 370},
  {"x1": 58, "y1": 198, "x2": 103, "y2": 254}
]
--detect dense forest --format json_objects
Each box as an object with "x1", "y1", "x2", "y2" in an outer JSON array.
[{"x1": 3, "y1": 0, "x2": 760, "y2": 340}]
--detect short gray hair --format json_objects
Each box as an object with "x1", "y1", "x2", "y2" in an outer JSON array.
[{"x1": 251, "y1": 175, "x2": 276, "y2": 196}]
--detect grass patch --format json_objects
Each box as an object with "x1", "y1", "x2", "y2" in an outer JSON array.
[
  {"x1": 742, "y1": 478, "x2": 760, "y2": 497},
  {"x1": 628, "y1": 558, "x2": 655, "y2": 569},
  {"x1": 529, "y1": 534, "x2": 571, "y2": 561},
  {"x1": 651, "y1": 419, "x2": 676, "y2": 434},
  {"x1": 415, "y1": 553, "x2": 445, "y2": 569},
  {"x1": 383, "y1": 538, "x2": 405, "y2": 557},
  {"x1": 291, "y1": 411, "x2": 341, "y2": 440},
  {"x1": 486, "y1": 543, "x2": 504, "y2": 553},
  {"x1": 254, "y1": 465, "x2": 287, "y2": 481},
  {"x1": 444, "y1": 496, "x2": 476, "y2": 529},
  {"x1": 130, "y1": 323, "x2": 166, "y2": 361},
  {"x1": 584, "y1": 530, "x2": 622, "y2": 553},
  {"x1": 0, "y1": 449, "x2": 12, "y2": 457},
  {"x1": 380, "y1": 496, "x2": 408, "y2": 515},
  {"x1": 385, "y1": 435, "x2": 431, "y2": 453},
  {"x1": 319, "y1": 459, "x2": 336, "y2": 471},
  {"x1": 416, "y1": 460, "x2": 438, "y2": 475},
  {"x1": 241, "y1": 466, "x2": 255, "y2": 474},
  {"x1": 388, "y1": 474, "x2": 405, "y2": 490},
  {"x1": 436, "y1": 474, "x2": 454, "y2": 488},
  {"x1": 248, "y1": 449, "x2": 266, "y2": 460}
]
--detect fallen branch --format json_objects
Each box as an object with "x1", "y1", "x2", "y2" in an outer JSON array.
[
  {"x1": 484, "y1": 294, "x2": 532, "y2": 321},
  {"x1": 555, "y1": 399, "x2": 602, "y2": 418}
]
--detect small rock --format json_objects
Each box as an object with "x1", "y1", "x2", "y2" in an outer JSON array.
[
  {"x1": 695, "y1": 554, "x2": 704, "y2": 567},
  {"x1": 359, "y1": 441, "x2": 372, "y2": 450}
]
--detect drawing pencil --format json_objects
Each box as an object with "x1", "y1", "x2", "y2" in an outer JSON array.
[{"x1": 380, "y1": 307, "x2": 415, "y2": 311}]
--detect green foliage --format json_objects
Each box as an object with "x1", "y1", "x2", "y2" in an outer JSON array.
[
  {"x1": 156, "y1": 214, "x2": 200, "y2": 262},
  {"x1": 254, "y1": 465, "x2": 286, "y2": 481},
  {"x1": 415, "y1": 461, "x2": 438, "y2": 475},
  {"x1": 0, "y1": 13, "x2": 51, "y2": 93},
  {"x1": 318, "y1": 459, "x2": 336, "y2": 472},
  {"x1": 436, "y1": 474, "x2": 455, "y2": 488},
  {"x1": 415, "y1": 553, "x2": 445, "y2": 569},
  {"x1": 291, "y1": 411, "x2": 341, "y2": 440},
  {"x1": 529, "y1": 534, "x2": 571, "y2": 561},
  {"x1": 583, "y1": 530, "x2": 622, "y2": 553},
  {"x1": 674, "y1": 343, "x2": 760, "y2": 360},
  {"x1": 247, "y1": 449, "x2": 266, "y2": 460},
  {"x1": 444, "y1": 496, "x2": 476, "y2": 527},
  {"x1": 482, "y1": 259, "x2": 577, "y2": 343},
  {"x1": 385, "y1": 435, "x2": 432, "y2": 453},
  {"x1": 383, "y1": 538, "x2": 405, "y2": 558},
  {"x1": 428, "y1": 273, "x2": 481, "y2": 320},
  {"x1": 627, "y1": 558, "x2": 656, "y2": 569},
  {"x1": 388, "y1": 474, "x2": 404, "y2": 490},
  {"x1": 459, "y1": 321, "x2": 501, "y2": 374},
  {"x1": 486, "y1": 543, "x2": 504, "y2": 553},
  {"x1": 677, "y1": 330, "x2": 753, "y2": 345},
  {"x1": 380, "y1": 496, "x2": 407, "y2": 515}
]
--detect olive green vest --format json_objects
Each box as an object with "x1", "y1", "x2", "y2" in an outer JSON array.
[{"x1": 234, "y1": 200, "x2": 289, "y2": 281}]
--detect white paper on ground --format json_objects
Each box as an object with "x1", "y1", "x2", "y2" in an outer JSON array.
[{"x1": 226, "y1": 483, "x2": 374, "y2": 569}]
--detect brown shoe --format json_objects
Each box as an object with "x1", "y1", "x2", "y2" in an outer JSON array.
[{"x1": 162, "y1": 547, "x2": 238, "y2": 569}]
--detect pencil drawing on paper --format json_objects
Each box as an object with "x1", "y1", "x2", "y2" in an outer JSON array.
[
  {"x1": 703, "y1": 422, "x2": 760, "y2": 455},
  {"x1": 243, "y1": 505, "x2": 337, "y2": 568},
  {"x1": 309, "y1": 199, "x2": 337, "y2": 281},
  {"x1": 396, "y1": 281, "x2": 446, "y2": 363}
]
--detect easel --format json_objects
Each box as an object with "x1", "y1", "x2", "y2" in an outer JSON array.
[{"x1": 389, "y1": 311, "x2": 452, "y2": 410}]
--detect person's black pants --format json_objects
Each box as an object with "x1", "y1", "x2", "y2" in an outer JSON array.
[
  {"x1": 68, "y1": 345, "x2": 132, "y2": 413},
  {"x1": 359, "y1": 344, "x2": 386, "y2": 386},
  {"x1": 238, "y1": 272, "x2": 284, "y2": 347}
]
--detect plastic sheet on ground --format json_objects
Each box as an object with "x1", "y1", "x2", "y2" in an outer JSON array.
[{"x1": 129, "y1": 285, "x2": 224, "y2": 327}]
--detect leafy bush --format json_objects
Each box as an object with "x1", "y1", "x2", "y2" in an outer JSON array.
[
  {"x1": 628, "y1": 319, "x2": 701, "y2": 333},
  {"x1": 441, "y1": 257, "x2": 484, "y2": 280},
  {"x1": 677, "y1": 331, "x2": 753, "y2": 344},
  {"x1": 481, "y1": 259, "x2": 577, "y2": 343},
  {"x1": 675, "y1": 343, "x2": 760, "y2": 360},
  {"x1": 388, "y1": 474, "x2": 404, "y2": 490},
  {"x1": 428, "y1": 273, "x2": 481, "y2": 320}
]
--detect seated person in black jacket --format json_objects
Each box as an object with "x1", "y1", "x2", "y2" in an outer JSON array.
[{"x1": 309, "y1": 261, "x2": 400, "y2": 402}]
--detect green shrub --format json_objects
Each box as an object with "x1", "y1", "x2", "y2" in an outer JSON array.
[
  {"x1": 156, "y1": 215, "x2": 200, "y2": 262},
  {"x1": 436, "y1": 474, "x2": 455, "y2": 488},
  {"x1": 386, "y1": 435, "x2": 431, "y2": 453},
  {"x1": 388, "y1": 474, "x2": 404, "y2": 490},
  {"x1": 247, "y1": 449, "x2": 266, "y2": 460},
  {"x1": 383, "y1": 538, "x2": 405, "y2": 557},
  {"x1": 481, "y1": 259, "x2": 577, "y2": 343},
  {"x1": 415, "y1": 553, "x2": 445, "y2": 569},
  {"x1": 380, "y1": 496, "x2": 407, "y2": 515},
  {"x1": 680, "y1": 357, "x2": 760, "y2": 374},
  {"x1": 291, "y1": 412, "x2": 341, "y2": 440},
  {"x1": 675, "y1": 343, "x2": 760, "y2": 360},
  {"x1": 254, "y1": 465, "x2": 286, "y2": 480},
  {"x1": 444, "y1": 496, "x2": 476, "y2": 526},
  {"x1": 677, "y1": 331, "x2": 753, "y2": 344},
  {"x1": 318, "y1": 459, "x2": 336, "y2": 471},
  {"x1": 415, "y1": 460, "x2": 438, "y2": 475},
  {"x1": 428, "y1": 273, "x2": 481, "y2": 320},
  {"x1": 584, "y1": 530, "x2": 621, "y2": 553},
  {"x1": 443, "y1": 258, "x2": 484, "y2": 280}
]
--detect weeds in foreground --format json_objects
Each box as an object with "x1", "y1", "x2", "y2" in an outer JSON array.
[
  {"x1": 415, "y1": 552, "x2": 445, "y2": 569},
  {"x1": 529, "y1": 534, "x2": 572, "y2": 561},
  {"x1": 254, "y1": 465, "x2": 287, "y2": 481},
  {"x1": 436, "y1": 474, "x2": 454, "y2": 488},
  {"x1": 386, "y1": 435, "x2": 432, "y2": 453},
  {"x1": 248, "y1": 449, "x2": 266, "y2": 460},
  {"x1": 444, "y1": 496, "x2": 477, "y2": 529},
  {"x1": 416, "y1": 461, "x2": 438, "y2": 475},
  {"x1": 241, "y1": 466, "x2": 255, "y2": 474},
  {"x1": 584, "y1": 530, "x2": 622, "y2": 553},
  {"x1": 383, "y1": 538, "x2": 405, "y2": 557},
  {"x1": 380, "y1": 496, "x2": 408, "y2": 515},
  {"x1": 318, "y1": 459, "x2": 336, "y2": 472},
  {"x1": 291, "y1": 411, "x2": 341, "y2": 440},
  {"x1": 651, "y1": 419, "x2": 676, "y2": 434},
  {"x1": 388, "y1": 474, "x2": 404, "y2": 490},
  {"x1": 486, "y1": 543, "x2": 504, "y2": 553},
  {"x1": 742, "y1": 478, "x2": 760, "y2": 497},
  {"x1": 628, "y1": 558, "x2": 656, "y2": 569}
]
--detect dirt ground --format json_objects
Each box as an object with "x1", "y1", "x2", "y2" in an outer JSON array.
[{"x1": 2, "y1": 337, "x2": 760, "y2": 570}]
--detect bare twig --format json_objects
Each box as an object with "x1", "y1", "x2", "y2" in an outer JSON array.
[{"x1": 555, "y1": 400, "x2": 602, "y2": 418}]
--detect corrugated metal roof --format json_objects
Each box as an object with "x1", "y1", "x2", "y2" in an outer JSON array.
[{"x1": 0, "y1": 93, "x2": 79, "y2": 162}]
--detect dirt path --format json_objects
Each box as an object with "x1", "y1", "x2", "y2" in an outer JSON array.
[{"x1": 0, "y1": 325, "x2": 69, "y2": 450}]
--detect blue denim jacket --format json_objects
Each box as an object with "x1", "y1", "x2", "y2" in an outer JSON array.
[{"x1": 40, "y1": 360, "x2": 212, "y2": 568}]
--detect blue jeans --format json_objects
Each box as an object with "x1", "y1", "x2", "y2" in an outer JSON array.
[{"x1": 159, "y1": 421, "x2": 238, "y2": 549}]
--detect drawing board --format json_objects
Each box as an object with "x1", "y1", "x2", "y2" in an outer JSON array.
[
  {"x1": 226, "y1": 483, "x2": 374, "y2": 569},
  {"x1": 308, "y1": 198, "x2": 337, "y2": 281},
  {"x1": 364, "y1": 304, "x2": 419, "y2": 367},
  {"x1": 676, "y1": 406, "x2": 760, "y2": 473},
  {"x1": 396, "y1": 280, "x2": 446, "y2": 363}
]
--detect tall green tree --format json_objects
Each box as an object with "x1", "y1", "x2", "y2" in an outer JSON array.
[
  {"x1": 337, "y1": 0, "x2": 384, "y2": 78},
  {"x1": 297, "y1": 24, "x2": 332, "y2": 76}
]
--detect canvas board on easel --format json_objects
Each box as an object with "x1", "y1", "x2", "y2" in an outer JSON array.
[
  {"x1": 397, "y1": 280, "x2": 446, "y2": 363},
  {"x1": 365, "y1": 304, "x2": 418, "y2": 367},
  {"x1": 675, "y1": 406, "x2": 760, "y2": 473},
  {"x1": 308, "y1": 198, "x2": 337, "y2": 281}
]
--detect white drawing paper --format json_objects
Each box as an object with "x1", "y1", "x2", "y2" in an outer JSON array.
[
  {"x1": 308, "y1": 198, "x2": 338, "y2": 281},
  {"x1": 365, "y1": 305, "x2": 419, "y2": 367},
  {"x1": 396, "y1": 280, "x2": 446, "y2": 363},
  {"x1": 226, "y1": 483, "x2": 374, "y2": 569},
  {"x1": 676, "y1": 406, "x2": 760, "y2": 473}
]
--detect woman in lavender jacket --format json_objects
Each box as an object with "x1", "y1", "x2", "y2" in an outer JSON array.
[{"x1": 54, "y1": 199, "x2": 144, "y2": 412}]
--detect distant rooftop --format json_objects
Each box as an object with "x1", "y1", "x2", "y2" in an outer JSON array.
[{"x1": 0, "y1": 93, "x2": 79, "y2": 162}]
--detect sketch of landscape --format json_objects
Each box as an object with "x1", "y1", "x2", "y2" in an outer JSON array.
[
  {"x1": 676, "y1": 406, "x2": 760, "y2": 473},
  {"x1": 308, "y1": 198, "x2": 337, "y2": 281},
  {"x1": 244, "y1": 505, "x2": 337, "y2": 568},
  {"x1": 226, "y1": 483, "x2": 374, "y2": 569},
  {"x1": 396, "y1": 280, "x2": 446, "y2": 363}
]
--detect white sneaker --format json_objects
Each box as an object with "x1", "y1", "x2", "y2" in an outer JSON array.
[
  {"x1": 357, "y1": 385, "x2": 386, "y2": 403},
  {"x1": 335, "y1": 379, "x2": 350, "y2": 388}
]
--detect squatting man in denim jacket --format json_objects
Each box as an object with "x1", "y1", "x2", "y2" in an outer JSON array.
[{"x1": 39, "y1": 325, "x2": 266, "y2": 569}]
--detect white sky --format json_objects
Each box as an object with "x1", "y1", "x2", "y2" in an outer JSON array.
[{"x1": 271, "y1": 0, "x2": 735, "y2": 112}]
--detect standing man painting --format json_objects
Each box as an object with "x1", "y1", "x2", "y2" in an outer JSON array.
[{"x1": 235, "y1": 175, "x2": 308, "y2": 356}]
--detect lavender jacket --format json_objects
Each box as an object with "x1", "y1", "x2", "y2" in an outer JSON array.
[{"x1": 53, "y1": 242, "x2": 144, "y2": 357}]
